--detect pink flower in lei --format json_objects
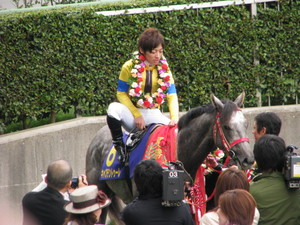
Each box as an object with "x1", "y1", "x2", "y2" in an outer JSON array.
[{"x1": 128, "y1": 51, "x2": 171, "y2": 108}]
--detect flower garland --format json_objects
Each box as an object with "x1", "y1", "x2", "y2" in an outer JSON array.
[{"x1": 128, "y1": 51, "x2": 171, "y2": 108}]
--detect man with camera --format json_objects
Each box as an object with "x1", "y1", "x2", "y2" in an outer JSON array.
[
  {"x1": 22, "y1": 159, "x2": 88, "y2": 225},
  {"x1": 121, "y1": 159, "x2": 195, "y2": 225},
  {"x1": 250, "y1": 135, "x2": 300, "y2": 225}
]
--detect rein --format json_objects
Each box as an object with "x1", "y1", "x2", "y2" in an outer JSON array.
[{"x1": 213, "y1": 112, "x2": 249, "y2": 155}]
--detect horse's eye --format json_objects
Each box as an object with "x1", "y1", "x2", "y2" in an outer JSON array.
[{"x1": 223, "y1": 125, "x2": 231, "y2": 130}]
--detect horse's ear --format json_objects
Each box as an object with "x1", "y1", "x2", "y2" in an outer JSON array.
[
  {"x1": 211, "y1": 93, "x2": 224, "y2": 112},
  {"x1": 234, "y1": 91, "x2": 245, "y2": 107}
]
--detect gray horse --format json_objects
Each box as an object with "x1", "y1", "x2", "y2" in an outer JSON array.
[{"x1": 85, "y1": 92, "x2": 254, "y2": 224}]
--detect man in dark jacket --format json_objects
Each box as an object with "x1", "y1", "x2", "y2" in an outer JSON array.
[
  {"x1": 22, "y1": 159, "x2": 73, "y2": 225},
  {"x1": 121, "y1": 159, "x2": 195, "y2": 225}
]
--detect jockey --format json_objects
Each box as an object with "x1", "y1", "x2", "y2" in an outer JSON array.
[{"x1": 106, "y1": 28, "x2": 179, "y2": 164}]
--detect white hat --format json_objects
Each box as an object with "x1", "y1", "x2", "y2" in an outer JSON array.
[{"x1": 64, "y1": 185, "x2": 111, "y2": 214}]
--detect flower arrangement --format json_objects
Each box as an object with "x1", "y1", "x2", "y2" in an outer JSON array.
[
  {"x1": 202, "y1": 148, "x2": 225, "y2": 175},
  {"x1": 213, "y1": 148, "x2": 225, "y2": 162},
  {"x1": 128, "y1": 51, "x2": 171, "y2": 108}
]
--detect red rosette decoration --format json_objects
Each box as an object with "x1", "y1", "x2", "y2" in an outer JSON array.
[
  {"x1": 138, "y1": 67, "x2": 145, "y2": 73},
  {"x1": 96, "y1": 191, "x2": 108, "y2": 204},
  {"x1": 134, "y1": 87, "x2": 141, "y2": 93},
  {"x1": 139, "y1": 54, "x2": 146, "y2": 61},
  {"x1": 143, "y1": 100, "x2": 151, "y2": 108},
  {"x1": 159, "y1": 139, "x2": 167, "y2": 147},
  {"x1": 164, "y1": 76, "x2": 170, "y2": 82},
  {"x1": 161, "y1": 86, "x2": 167, "y2": 91},
  {"x1": 156, "y1": 96, "x2": 163, "y2": 104},
  {"x1": 137, "y1": 77, "x2": 143, "y2": 82},
  {"x1": 161, "y1": 64, "x2": 168, "y2": 70}
]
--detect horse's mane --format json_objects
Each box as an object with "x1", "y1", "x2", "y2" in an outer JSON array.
[
  {"x1": 178, "y1": 103, "x2": 214, "y2": 130},
  {"x1": 178, "y1": 99, "x2": 238, "y2": 130}
]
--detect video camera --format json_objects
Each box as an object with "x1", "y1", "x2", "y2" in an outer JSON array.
[
  {"x1": 283, "y1": 145, "x2": 300, "y2": 189},
  {"x1": 162, "y1": 162, "x2": 185, "y2": 207}
]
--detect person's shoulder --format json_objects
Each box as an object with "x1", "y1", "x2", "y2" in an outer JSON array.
[
  {"x1": 121, "y1": 198, "x2": 140, "y2": 223},
  {"x1": 252, "y1": 172, "x2": 285, "y2": 185},
  {"x1": 122, "y1": 59, "x2": 134, "y2": 69},
  {"x1": 122, "y1": 198, "x2": 140, "y2": 211},
  {"x1": 200, "y1": 211, "x2": 219, "y2": 225},
  {"x1": 22, "y1": 190, "x2": 42, "y2": 208},
  {"x1": 250, "y1": 173, "x2": 267, "y2": 194},
  {"x1": 23, "y1": 189, "x2": 42, "y2": 200},
  {"x1": 22, "y1": 191, "x2": 34, "y2": 202},
  {"x1": 253, "y1": 207, "x2": 260, "y2": 225},
  {"x1": 179, "y1": 201, "x2": 193, "y2": 211},
  {"x1": 122, "y1": 197, "x2": 159, "y2": 214},
  {"x1": 23, "y1": 187, "x2": 63, "y2": 204}
]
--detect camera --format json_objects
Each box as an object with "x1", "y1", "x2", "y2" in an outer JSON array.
[
  {"x1": 283, "y1": 145, "x2": 300, "y2": 189},
  {"x1": 71, "y1": 177, "x2": 79, "y2": 188},
  {"x1": 162, "y1": 163, "x2": 185, "y2": 207}
]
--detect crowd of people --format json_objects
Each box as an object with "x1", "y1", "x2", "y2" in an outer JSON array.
[
  {"x1": 200, "y1": 167, "x2": 260, "y2": 225},
  {"x1": 22, "y1": 159, "x2": 110, "y2": 225},
  {"x1": 21, "y1": 27, "x2": 300, "y2": 225}
]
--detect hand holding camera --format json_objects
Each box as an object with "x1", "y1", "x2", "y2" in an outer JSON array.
[{"x1": 70, "y1": 174, "x2": 88, "y2": 191}]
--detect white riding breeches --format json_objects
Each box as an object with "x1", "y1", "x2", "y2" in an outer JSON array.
[{"x1": 107, "y1": 102, "x2": 170, "y2": 132}]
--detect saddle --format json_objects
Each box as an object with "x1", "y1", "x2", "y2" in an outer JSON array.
[{"x1": 125, "y1": 124, "x2": 161, "y2": 151}]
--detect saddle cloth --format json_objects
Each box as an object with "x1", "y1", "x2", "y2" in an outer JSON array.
[{"x1": 100, "y1": 124, "x2": 178, "y2": 180}]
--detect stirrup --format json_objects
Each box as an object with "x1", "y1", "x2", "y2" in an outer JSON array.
[{"x1": 113, "y1": 142, "x2": 128, "y2": 164}]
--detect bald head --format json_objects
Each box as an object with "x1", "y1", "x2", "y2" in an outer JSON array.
[{"x1": 46, "y1": 160, "x2": 72, "y2": 190}]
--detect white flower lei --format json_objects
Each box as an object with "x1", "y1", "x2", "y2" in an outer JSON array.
[{"x1": 128, "y1": 51, "x2": 171, "y2": 108}]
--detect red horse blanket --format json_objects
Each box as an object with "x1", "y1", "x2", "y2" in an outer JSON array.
[{"x1": 142, "y1": 124, "x2": 177, "y2": 167}]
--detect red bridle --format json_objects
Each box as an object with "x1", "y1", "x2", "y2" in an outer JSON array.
[
  {"x1": 187, "y1": 111, "x2": 250, "y2": 213},
  {"x1": 213, "y1": 112, "x2": 249, "y2": 154}
]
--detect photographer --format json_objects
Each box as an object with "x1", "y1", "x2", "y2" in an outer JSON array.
[
  {"x1": 22, "y1": 159, "x2": 88, "y2": 225},
  {"x1": 250, "y1": 135, "x2": 300, "y2": 225},
  {"x1": 121, "y1": 159, "x2": 194, "y2": 225}
]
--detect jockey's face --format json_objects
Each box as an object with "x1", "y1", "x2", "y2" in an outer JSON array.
[{"x1": 141, "y1": 44, "x2": 163, "y2": 66}]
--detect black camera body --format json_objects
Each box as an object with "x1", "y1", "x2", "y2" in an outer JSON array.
[
  {"x1": 71, "y1": 177, "x2": 79, "y2": 188},
  {"x1": 162, "y1": 164, "x2": 185, "y2": 207},
  {"x1": 283, "y1": 145, "x2": 300, "y2": 189}
]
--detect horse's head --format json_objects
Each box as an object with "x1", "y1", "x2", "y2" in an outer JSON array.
[{"x1": 211, "y1": 91, "x2": 254, "y2": 169}]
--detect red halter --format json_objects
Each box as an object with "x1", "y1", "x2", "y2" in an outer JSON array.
[{"x1": 213, "y1": 112, "x2": 249, "y2": 154}]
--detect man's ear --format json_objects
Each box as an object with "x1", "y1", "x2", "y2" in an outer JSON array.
[
  {"x1": 139, "y1": 48, "x2": 145, "y2": 55},
  {"x1": 66, "y1": 180, "x2": 72, "y2": 188},
  {"x1": 45, "y1": 175, "x2": 49, "y2": 184},
  {"x1": 261, "y1": 127, "x2": 267, "y2": 135}
]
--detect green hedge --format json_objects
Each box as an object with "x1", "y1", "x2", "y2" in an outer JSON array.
[{"x1": 0, "y1": 0, "x2": 299, "y2": 130}]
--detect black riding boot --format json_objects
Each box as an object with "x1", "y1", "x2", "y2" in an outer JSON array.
[{"x1": 106, "y1": 116, "x2": 127, "y2": 164}]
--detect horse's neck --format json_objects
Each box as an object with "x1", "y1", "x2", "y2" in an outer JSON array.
[{"x1": 177, "y1": 114, "x2": 215, "y2": 179}]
